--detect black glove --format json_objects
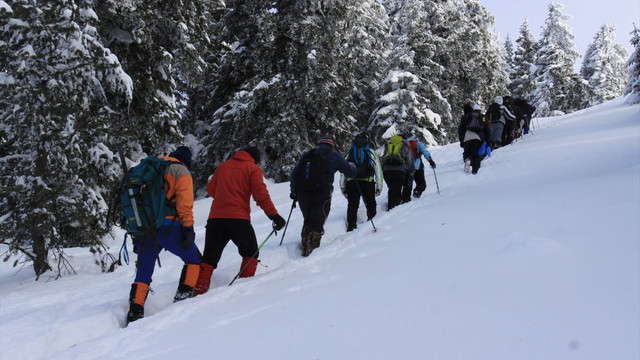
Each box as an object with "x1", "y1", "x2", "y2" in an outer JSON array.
[
  {"x1": 290, "y1": 192, "x2": 297, "y2": 201},
  {"x1": 428, "y1": 158, "x2": 436, "y2": 168},
  {"x1": 180, "y1": 226, "x2": 195, "y2": 250},
  {"x1": 269, "y1": 214, "x2": 286, "y2": 231}
]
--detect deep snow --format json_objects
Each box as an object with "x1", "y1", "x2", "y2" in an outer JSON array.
[{"x1": 1, "y1": 97, "x2": 639, "y2": 360}]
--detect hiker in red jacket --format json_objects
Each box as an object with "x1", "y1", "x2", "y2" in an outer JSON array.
[{"x1": 193, "y1": 147, "x2": 286, "y2": 296}]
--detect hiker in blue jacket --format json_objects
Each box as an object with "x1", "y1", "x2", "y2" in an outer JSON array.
[
  {"x1": 290, "y1": 136, "x2": 356, "y2": 256},
  {"x1": 339, "y1": 133, "x2": 383, "y2": 232},
  {"x1": 407, "y1": 137, "x2": 436, "y2": 199}
]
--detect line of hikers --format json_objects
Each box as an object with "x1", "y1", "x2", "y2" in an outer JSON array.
[
  {"x1": 124, "y1": 94, "x2": 535, "y2": 324},
  {"x1": 459, "y1": 96, "x2": 536, "y2": 174},
  {"x1": 123, "y1": 132, "x2": 436, "y2": 324}
]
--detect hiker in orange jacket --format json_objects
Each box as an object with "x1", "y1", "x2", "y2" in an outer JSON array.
[
  {"x1": 127, "y1": 146, "x2": 200, "y2": 325},
  {"x1": 193, "y1": 147, "x2": 285, "y2": 295}
]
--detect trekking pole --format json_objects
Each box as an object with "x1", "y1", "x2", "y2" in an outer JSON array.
[
  {"x1": 279, "y1": 200, "x2": 297, "y2": 246},
  {"x1": 432, "y1": 167, "x2": 440, "y2": 194},
  {"x1": 229, "y1": 229, "x2": 276, "y2": 286}
]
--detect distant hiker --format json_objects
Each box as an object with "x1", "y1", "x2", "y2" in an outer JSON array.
[
  {"x1": 193, "y1": 147, "x2": 286, "y2": 296},
  {"x1": 381, "y1": 133, "x2": 414, "y2": 210},
  {"x1": 339, "y1": 133, "x2": 383, "y2": 232},
  {"x1": 513, "y1": 98, "x2": 536, "y2": 137},
  {"x1": 487, "y1": 96, "x2": 515, "y2": 149},
  {"x1": 126, "y1": 146, "x2": 200, "y2": 324},
  {"x1": 501, "y1": 96, "x2": 518, "y2": 145},
  {"x1": 290, "y1": 136, "x2": 356, "y2": 256},
  {"x1": 458, "y1": 104, "x2": 491, "y2": 175},
  {"x1": 407, "y1": 136, "x2": 436, "y2": 198}
]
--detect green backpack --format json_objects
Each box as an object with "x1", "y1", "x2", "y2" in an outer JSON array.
[{"x1": 384, "y1": 135, "x2": 406, "y2": 165}]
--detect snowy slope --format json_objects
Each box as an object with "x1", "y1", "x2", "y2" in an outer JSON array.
[{"x1": 1, "y1": 97, "x2": 639, "y2": 360}]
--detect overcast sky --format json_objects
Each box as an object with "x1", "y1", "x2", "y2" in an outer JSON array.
[{"x1": 479, "y1": 0, "x2": 639, "y2": 70}]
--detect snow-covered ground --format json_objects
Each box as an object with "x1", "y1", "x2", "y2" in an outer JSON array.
[{"x1": 1, "y1": 97, "x2": 639, "y2": 360}]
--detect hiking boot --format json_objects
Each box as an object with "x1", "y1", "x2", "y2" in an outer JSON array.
[
  {"x1": 302, "y1": 231, "x2": 322, "y2": 257},
  {"x1": 174, "y1": 284, "x2": 194, "y2": 302},
  {"x1": 347, "y1": 223, "x2": 357, "y2": 232},
  {"x1": 193, "y1": 263, "x2": 214, "y2": 297},
  {"x1": 301, "y1": 233, "x2": 313, "y2": 257},
  {"x1": 127, "y1": 282, "x2": 149, "y2": 325},
  {"x1": 464, "y1": 158, "x2": 471, "y2": 172},
  {"x1": 238, "y1": 257, "x2": 259, "y2": 278},
  {"x1": 413, "y1": 189, "x2": 422, "y2": 198},
  {"x1": 126, "y1": 303, "x2": 144, "y2": 324},
  {"x1": 174, "y1": 263, "x2": 199, "y2": 302}
]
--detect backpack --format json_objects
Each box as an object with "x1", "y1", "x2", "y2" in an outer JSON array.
[
  {"x1": 383, "y1": 135, "x2": 406, "y2": 165},
  {"x1": 409, "y1": 139, "x2": 419, "y2": 158},
  {"x1": 488, "y1": 103, "x2": 502, "y2": 122},
  {"x1": 120, "y1": 156, "x2": 177, "y2": 237},
  {"x1": 296, "y1": 149, "x2": 330, "y2": 191},
  {"x1": 348, "y1": 139, "x2": 374, "y2": 178}
]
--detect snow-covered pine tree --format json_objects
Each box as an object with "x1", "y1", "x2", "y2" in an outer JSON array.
[
  {"x1": 438, "y1": 0, "x2": 509, "y2": 124},
  {"x1": 369, "y1": 0, "x2": 448, "y2": 147},
  {"x1": 195, "y1": 0, "x2": 389, "y2": 182},
  {"x1": 95, "y1": 0, "x2": 214, "y2": 156},
  {"x1": 625, "y1": 25, "x2": 640, "y2": 104},
  {"x1": 0, "y1": 0, "x2": 132, "y2": 278},
  {"x1": 504, "y1": 34, "x2": 515, "y2": 70},
  {"x1": 509, "y1": 20, "x2": 538, "y2": 100},
  {"x1": 530, "y1": 3, "x2": 587, "y2": 116},
  {"x1": 580, "y1": 24, "x2": 629, "y2": 104}
]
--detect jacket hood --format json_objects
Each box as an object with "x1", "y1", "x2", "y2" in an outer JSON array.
[{"x1": 233, "y1": 150, "x2": 256, "y2": 162}]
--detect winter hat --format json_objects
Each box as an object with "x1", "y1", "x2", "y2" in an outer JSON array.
[
  {"x1": 317, "y1": 136, "x2": 335, "y2": 147},
  {"x1": 242, "y1": 146, "x2": 261, "y2": 164},
  {"x1": 472, "y1": 104, "x2": 482, "y2": 112},
  {"x1": 494, "y1": 96, "x2": 503, "y2": 105},
  {"x1": 169, "y1": 146, "x2": 192, "y2": 169}
]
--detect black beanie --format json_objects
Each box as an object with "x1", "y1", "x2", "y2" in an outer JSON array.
[
  {"x1": 169, "y1": 146, "x2": 192, "y2": 169},
  {"x1": 243, "y1": 146, "x2": 261, "y2": 164}
]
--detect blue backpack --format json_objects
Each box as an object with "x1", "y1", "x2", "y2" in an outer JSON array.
[
  {"x1": 120, "y1": 156, "x2": 177, "y2": 237},
  {"x1": 348, "y1": 140, "x2": 373, "y2": 178}
]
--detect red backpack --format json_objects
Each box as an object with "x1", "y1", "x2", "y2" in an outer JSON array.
[{"x1": 409, "y1": 140, "x2": 419, "y2": 158}]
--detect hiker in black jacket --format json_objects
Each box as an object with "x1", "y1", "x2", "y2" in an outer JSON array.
[
  {"x1": 458, "y1": 104, "x2": 491, "y2": 175},
  {"x1": 290, "y1": 136, "x2": 356, "y2": 256}
]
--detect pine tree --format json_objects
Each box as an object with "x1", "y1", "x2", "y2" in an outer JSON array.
[
  {"x1": 530, "y1": 3, "x2": 587, "y2": 116},
  {"x1": 581, "y1": 24, "x2": 629, "y2": 104},
  {"x1": 194, "y1": 0, "x2": 389, "y2": 182},
  {"x1": 95, "y1": 0, "x2": 216, "y2": 156},
  {"x1": 504, "y1": 34, "x2": 515, "y2": 69},
  {"x1": 438, "y1": 0, "x2": 509, "y2": 122},
  {"x1": 625, "y1": 25, "x2": 640, "y2": 104},
  {"x1": 509, "y1": 20, "x2": 538, "y2": 100},
  {"x1": 369, "y1": 0, "x2": 448, "y2": 147},
  {"x1": 0, "y1": 0, "x2": 132, "y2": 278}
]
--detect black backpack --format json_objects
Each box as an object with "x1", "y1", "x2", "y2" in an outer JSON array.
[
  {"x1": 488, "y1": 103, "x2": 502, "y2": 122},
  {"x1": 296, "y1": 148, "x2": 330, "y2": 191},
  {"x1": 347, "y1": 139, "x2": 374, "y2": 178}
]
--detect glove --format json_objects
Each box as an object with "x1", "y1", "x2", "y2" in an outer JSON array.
[
  {"x1": 290, "y1": 192, "x2": 297, "y2": 201},
  {"x1": 428, "y1": 158, "x2": 436, "y2": 168},
  {"x1": 269, "y1": 214, "x2": 286, "y2": 231},
  {"x1": 486, "y1": 146, "x2": 492, "y2": 158},
  {"x1": 180, "y1": 226, "x2": 196, "y2": 250}
]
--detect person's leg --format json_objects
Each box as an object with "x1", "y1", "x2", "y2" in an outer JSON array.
[
  {"x1": 194, "y1": 219, "x2": 230, "y2": 296},
  {"x1": 413, "y1": 162, "x2": 426, "y2": 196},
  {"x1": 359, "y1": 180, "x2": 377, "y2": 220},
  {"x1": 345, "y1": 180, "x2": 361, "y2": 231},
  {"x1": 228, "y1": 219, "x2": 260, "y2": 278}
]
